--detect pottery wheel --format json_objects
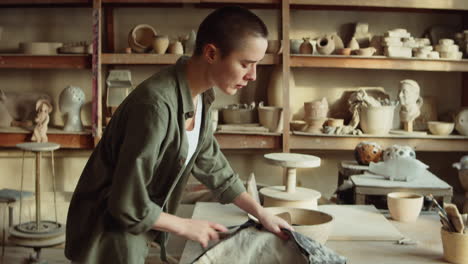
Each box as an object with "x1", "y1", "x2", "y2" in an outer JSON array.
[
  {"x1": 260, "y1": 186, "x2": 321, "y2": 201},
  {"x1": 264, "y1": 153, "x2": 320, "y2": 168}
]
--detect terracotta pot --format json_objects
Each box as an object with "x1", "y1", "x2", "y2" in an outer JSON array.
[
  {"x1": 290, "y1": 120, "x2": 307, "y2": 131},
  {"x1": 387, "y1": 192, "x2": 423, "y2": 222},
  {"x1": 441, "y1": 228, "x2": 468, "y2": 264},
  {"x1": 153, "y1": 35, "x2": 169, "y2": 54},
  {"x1": 316, "y1": 35, "x2": 335, "y2": 55},
  {"x1": 335, "y1": 48, "x2": 352, "y2": 56},
  {"x1": 304, "y1": 98, "x2": 328, "y2": 122},
  {"x1": 359, "y1": 105, "x2": 395, "y2": 135},
  {"x1": 325, "y1": 118, "x2": 344, "y2": 127}
]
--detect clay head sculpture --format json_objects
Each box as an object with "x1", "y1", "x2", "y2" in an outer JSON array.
[
  {"x1": 59, "y1": 85, "x2": 85, "y2": 132},
  {"x1": 398, "y1": 79, "x2": 423, "y2": 122},
  {"x1": 31, "y1": 99, "x2": 53, "y2": 143}
]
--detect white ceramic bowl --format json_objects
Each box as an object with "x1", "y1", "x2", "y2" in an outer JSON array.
[
  {"x1": 387, "y1": 192, "x2": 423, "y2": 222},
  {"x1": 427, "y1": 121, "x2": 454, "y2": 136},
  {"x1": 249, "y1": 207, "x2": 334, "y2": 244}
]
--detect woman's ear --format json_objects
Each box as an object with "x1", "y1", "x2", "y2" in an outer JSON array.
[{"x1": 203, "y1": 44, "x2": 218, "y2": 64}]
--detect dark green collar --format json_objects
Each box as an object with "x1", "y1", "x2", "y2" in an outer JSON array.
[{"x1": 175, "y1": 56, "x2": 215, "y2": 119}]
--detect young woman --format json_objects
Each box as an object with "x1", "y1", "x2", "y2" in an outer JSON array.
[{"x1": 65, "y1": 6, "x2": 292, "y2": 263}]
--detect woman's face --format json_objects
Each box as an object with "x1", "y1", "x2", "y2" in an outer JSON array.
[{"x1": 208, "y1": 36, "x2": 267, "y2": 95}]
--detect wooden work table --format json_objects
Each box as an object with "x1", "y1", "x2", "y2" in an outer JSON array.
[{"x1": 180, "y1": 202, "x2": 449, "y2": 264}]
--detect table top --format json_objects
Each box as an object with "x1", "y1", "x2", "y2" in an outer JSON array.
[
  {"x1": 264, "y1": 153, "x2": 320, "y2": 168},
  {"x1": 180, "y1": 202, "x2": 450, "y2": 264},
  {"x1": 16, "y1": 142, "x2": 60, "y2": 152},
  {"x1": 351, "y1": 170, "x2": 452, "y2": 190}
]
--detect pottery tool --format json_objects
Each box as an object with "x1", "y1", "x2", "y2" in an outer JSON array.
[
  {"x1": 444, "y1": 203, "x2": 465, "y2": 233},
  {"x1": 426, "y1": 194, "x2": 456, "y2": 232}
]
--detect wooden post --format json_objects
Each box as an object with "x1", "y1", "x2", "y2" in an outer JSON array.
[
  {"x1": 92, "y1": 0, "x2": 103, "y2": 145},
  {"x1": 281, "y1": 0, "x2": 290, "y2": 153},
  {"x1": 35, "y1": 152, "x2": 41, "y2": 229}
]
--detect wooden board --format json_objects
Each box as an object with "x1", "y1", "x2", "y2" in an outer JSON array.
[{"x1": 319, "y1": 205, "x2": 404, "y2": 241}]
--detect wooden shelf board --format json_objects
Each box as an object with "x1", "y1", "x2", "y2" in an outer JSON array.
[
  {"x1": 101, "y1": 53, "x2": 278, "y2": 65},
  {"x1": 103, "y1": 0, "x2": 199, "y2": 3},
  {"x1": 291, "y1": 0, "x2": 468, "y2": 11},
  {"x1": 0, "y1": 55, "x2": 91, "y2": 69},
  {"x1": 0, "y1": 0, "x2": 91, "y2": 6},
  {"x1": 215, "y1": 133, "x2": 281, "y2": 149},
  {"x1": 290, "y1": 55, "x2": 468, "y2": 72},
  {"x1": 201, "y1": 0, "x2": 278, "y2": 3},
  {"x1": 290, "y1": 133, "x2": 468, "y2": 152}
]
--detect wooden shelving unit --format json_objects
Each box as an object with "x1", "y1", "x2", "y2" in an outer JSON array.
[
  {"x1": 101, "y1": 53, "x2": 279, "y2": 65},
  {"x1": 290, "y1": 56, "x2": 468, "y2": 72},
  {"x1": 0, "y1": 0, "x2": 91, "y2": 6},
  {"x1": 0, "y1": 128, "x2": 94, "y2": 149},
  {"x1": 215, "y1": 133, "x2": 281, "y2": 149},
  {"x1": 0, "y1": 55, "x2": 91, "y2": 69},
  {"x1": 290, "y1": 134, "x2": 468, "y2": 152},
  {"x1": 290, "y1": 0, "x2": 468, "y2": 11}
]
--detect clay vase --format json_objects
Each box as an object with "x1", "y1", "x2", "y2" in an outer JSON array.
[
  {"x1": 153, "y1": 35, "x2": 169, "y2": 54},
  {"x1": 316, "y1": 35, "x2": 335, "y2": 55},
  {"x1": 453, "y1": 156, "x2": 468, "y2": 213},
  {"x1": 304, "y1": 98, "x2": 328, "y2": 133},
  {"x1": 455, "y1": 108, "x2": 468, "y2": 136},
  {"x1": 168, "y1": 41, "x2": 184, "y2": 54},
  {"x1": 347, "y1": 37, "x2": 360, "y2": 51},
  {"x1": 290, "y1": 39, "x2": 302, "y2": 54},
  {"x1": 299, "y1": 38, "x2": 313, "y2": 54}
]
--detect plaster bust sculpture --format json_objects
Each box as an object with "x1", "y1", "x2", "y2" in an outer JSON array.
[
  {"x1": 398, "y1": 79, "x2": 423, "y2": 123},
  {"x1": 31, "y1": 99, "x2": 53, "y2": 143},
  {"x1": 59, "y1": 85, "x2": 85, "y2": 132}
]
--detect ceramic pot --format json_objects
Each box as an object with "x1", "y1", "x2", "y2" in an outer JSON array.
[
  {"x1": 266, "y1": 40, "x2": 282, "y2": 54},
  {"x1": 258, "y1": 106, "x2": 282, "y2": 132},
  {"x1": 335, "y1": 48, "x2": 351, "y2": 56},
  {"x1": 304, "y1": 98, "x2": 328, "y2": 122},
  {"x1": 168, "y1": 41, "x2": 184, "y2": 54},
  {"x1": 299, "y1": 38, "x2": 313, "y2": 54},
  {"x1": 267, "y1": 65, "x2": 296, "y2": 108},
  {"x1": 325, "y1": 118, "x2": 344, "y2": 127},
  {"x1": 359, "y1": 105, "x2": 395, "y2": 135},
  {"x1": 128, "y1": 24, "x2": 157, "y2": 53},
  {"x1": 455, "y1": 108, "x2": 468, "y2": 136},
  {"x1": 354, "y1": 141, "x2": 383, "y2": 165},
  {"x1": 153, "y1": 35, "x2": 169, "y2": 54},
  {"x1": 316, "y1": 35, "x2": 335, "y2": 55},
  {"x1": 354, "y1": 47, "x2": 376, "y2": 56},
  {"x1": 290, "y1": 120, "x2": 307, "y2": 131},
  {"x1": 387, "y1": 192, "x2": 423, "y2": 222},
  {"x1": 20, "y1": 42, "x2": 63, "y2": 55},
  {"x1": 441, "y1": 228, "x2": 468, "y2": 264},
  {"x1": 183, "y1": 30, "x2": 196, "y2": 55},
  {"x1": 383, "y1": 145, "x2": 416, "y2": 161},
  {"x1": 221, "y1": 108, "x2": 257, "y2": 124}
]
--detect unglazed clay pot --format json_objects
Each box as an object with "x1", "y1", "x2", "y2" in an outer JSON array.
[
  {"x1": 347, "y1": 37, "x2": 360, "y2": 51},
  {"x1": 455, "y1": 108, "x2": 468, "y2": 136},
  {"x1": 316, "y1": 35, "x2": 335, "y2": 55},
  {"x1": 354, "y1": 141, "x2": 383, "y2": 165},
  {"x1": 168, "y1": 41, "x2": 184, "y2": 54},
  {"x1": 359, "y1": 105, "x2": 395, "y2": 135},
  {"x1": 441, "y1": 228, "x2": 468, "y2": 263},
  {"x1": 258, "y1": 106, "x2": 282, "y2": 132},
  {"x1": 299, "y1": 38, "x2": 313, "y2": 54},
  {"x1": 128, "y1": 24, "x2": 157, "y2": 53},
  {"x1": 153, "y1": 35, "x2": 169, "y2": 54}
]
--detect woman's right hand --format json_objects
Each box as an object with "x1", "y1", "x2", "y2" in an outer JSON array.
[{"x1": 176, "y1": 219, "x2": 228, "y2": 248}]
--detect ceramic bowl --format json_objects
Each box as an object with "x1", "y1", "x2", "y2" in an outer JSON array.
[
  {"x1": 249, "y1": 207, "x2": 334, "y2": 244},
  {"x1": 335, "y1": 48, "x2": 352, "y2": 56},
  {"x1": 387, "y1": 192, "x2": 423, "y2": 222},
  {"x1": 20, "y1": 42, "x2": 63, "y2": 55},
  {"x1": 427, "y1": 121, "x2": 454, "y2": 136},
  {"x1": 258, "y1": 106, "x2": 282, "y2": 132},
  {"x1": 290, "y1": 120, "x2": 307, "y2": 131},
  {"x1": 128, "y1": 24, "x2": 157, "y2": 53}
]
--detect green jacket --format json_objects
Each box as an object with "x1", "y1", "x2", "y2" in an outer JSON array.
[{"x1": 65, "y1": 57, "x2": 246, "y2": 263}]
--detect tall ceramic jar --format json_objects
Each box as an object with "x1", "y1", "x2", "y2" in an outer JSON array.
[
  {"x1": 304, "y1": 97, "x2": 328, "y2": 133},
  {"x1": 153, "y1": 35, "x2": 169, "y2": 54}
]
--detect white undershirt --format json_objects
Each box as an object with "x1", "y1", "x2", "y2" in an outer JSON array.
[{"x1": 185, "y1": 95, "x2": 202, "y2": 166}]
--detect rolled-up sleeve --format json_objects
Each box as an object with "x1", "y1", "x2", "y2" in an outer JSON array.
[
  {"x1": 108, "y1": 103, "x2": 167, "y2": 235},
  {"x1": 192, "y1": 120, "x2": 246, "y2": 204}
]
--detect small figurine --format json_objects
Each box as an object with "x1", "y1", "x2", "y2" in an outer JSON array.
[
  {"x1": 31, "y1": 99, "x2": 52, "y2": 143},
  {"x1": 399, "y1": 79, "x2": 423, "y2": 132}
]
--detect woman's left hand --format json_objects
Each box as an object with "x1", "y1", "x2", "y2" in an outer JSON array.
[{"x1": 257, "y1": 209, "x2": 294, "y2": 240}]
